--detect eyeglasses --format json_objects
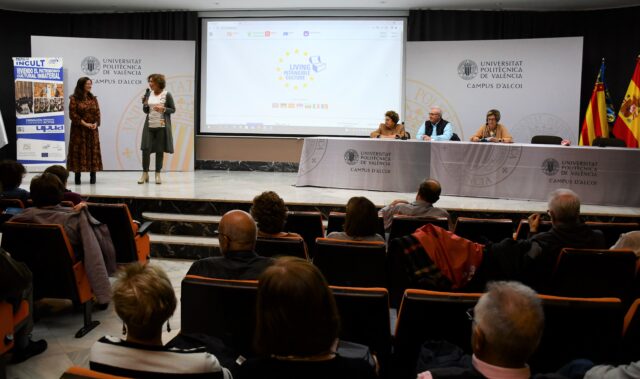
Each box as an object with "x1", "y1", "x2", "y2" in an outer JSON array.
[
  {"x1": 214, "y1": 229, "x2": 232, "y2": 242},
  {"x1": 428, "y1": 113, "x2": 440, "y2": 116}
]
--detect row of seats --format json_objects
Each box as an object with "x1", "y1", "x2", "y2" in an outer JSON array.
[
  {"x1": 0, "y1": 203, "x2": 151, "y2": 338},
  {"x1": 180, "y1": 275, "x2": 640, "y2": 379}
]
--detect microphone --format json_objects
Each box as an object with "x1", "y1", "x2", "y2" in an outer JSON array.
[{"x1": 142, "y1": 88, "x2": 150, "y2": 104}]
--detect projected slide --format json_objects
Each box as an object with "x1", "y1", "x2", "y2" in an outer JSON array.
[{"x1": 201, "y1": 19, "x2": 404, "y2": 136}]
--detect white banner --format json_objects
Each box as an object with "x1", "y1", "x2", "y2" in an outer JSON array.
[
  {"x1": 405, "y1": 37, "x2": 583, "y2": 144},
  {"x1": 13, "y1": 57, "x2": 65, "y2": 169},
  {"x1": 31, "y1": 36, "x2": 195, "y2": 171}
]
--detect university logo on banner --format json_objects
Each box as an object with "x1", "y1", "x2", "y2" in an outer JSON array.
[{"x1": 12, "y1": 57, "x2": 65, "y2": 166}]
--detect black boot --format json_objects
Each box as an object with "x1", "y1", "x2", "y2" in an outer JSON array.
[
  {"x1": 74, "y1": 172, "x2": 81, "y2": 185},
  {"x1": 90, "y1": 172, "x2": 96, "y2": 184}
]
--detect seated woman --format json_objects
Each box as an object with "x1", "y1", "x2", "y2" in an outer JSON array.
[
  {"x1": 44, "y1": 165, "x2": 83, "y2": 205},
  {"x1": 470, "y1": 109, "x2": 513, "y2": 143},
  {"x1": 370, "y1": 110, "x2": 406, "y2": 139},
  {"x1": 10, "y1": 173, "x2": 115, "y2": 305},
  {"x1": 250, "y1": 191, "x2": 301, "y2": 238},
  {"x1": 0, "y1": 160, "x2": 29, "y2": 205},
  {"x1": 327, "y1": 197, "x2": 384, "y2": 242},
  {"x1": 238, "y1": 257, "x2": 377, "y2": 379},
  {"x1": 90, "y1": 263, "x2": 232, "y2": 378}
]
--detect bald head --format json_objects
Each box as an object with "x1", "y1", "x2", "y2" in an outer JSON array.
[
  {"x1": 547, "y1": 189, "x2": 580, "y2": 226},
  {"x1": 473, "y1": 281, "x2": 544, "y2": 367},
  {"x1": 417, "y1": 178, "x2": 442, "y2": 204},
  {"x1": 218, "y1": 210, "x2": 257, "y2": 254}
]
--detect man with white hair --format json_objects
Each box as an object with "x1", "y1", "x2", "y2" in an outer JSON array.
[
  {"x1": 416, "y1": 106, "x2": 454, "y2": 141},
  {"x1": 418, "y1": 281, "x2": 555, "y2": 378}
]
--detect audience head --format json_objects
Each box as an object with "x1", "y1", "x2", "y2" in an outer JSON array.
[
  {"x1": 384, "y1": 110, "x2": 399, "y2": 128},
  {"x1": 147, "y1": 73, "x2": 166, "y2": 91},
  {"x1": 417, "y1": 178, "x2": 442, "y2": 204},
  {"x1": 472, "y1": 281, "x2": 544, "y2": 368},
  {"x1": 218, "y1": 210, "x2": 257, "y2": 255},
  {"x1": 429, "y1": 106, "x2": 443, "y2": 124},
  {"x1": 344, "y1": 196, "x2": 379, "y2": 238},
  {"x1": 255, "y1": 257, "x2": 340, "y2": 357},
  {"x1": 44, "y1": 165, "x2": 70, "y2": 187},
  {"x1": 30, "y1": 173, "x2": 64, "y2": 207},
  {"x1": 73, "y1": 77, "x2": 94, "y2": 100},
  {"x1": 547, "y1": 188, "x2": 581, "y2": 226},
  {"x1": 0, "y1": 160, "x2": 26, "y2": 191},
  {"x1": 250, "y1": 191, "x2": 288, "y2": 235},
  {"x1": 113, "y1": 263, "x2": 176, "y2": 343}
]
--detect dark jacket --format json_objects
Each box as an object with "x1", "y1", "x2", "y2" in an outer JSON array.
[{"x1": 187, "y1": 251, "x2": 274, "y2": 280}]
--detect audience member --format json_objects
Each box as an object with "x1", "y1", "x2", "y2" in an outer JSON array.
[
  {"x1": 10, "y1": 173, "x2": 116, "y2": 305},
  {"x1": 585, "y1": 360, "x2": 640, "y2": 378},
  {"x1": 610, "y1": 230, "x2": 640, "y2": 257},
  {"x1": 90, "y1": 263, "x2": 232, "y2": 378},
  {"x1": 417, "y1": 281, "x2": 566, "y2": 379},
  {"x1": 0, "y1": 248, "x2": 47, "y2": 363},
  {"x1": 370, "y1": 110, "x2": 406, "y2": 139},
  {"x1": 327, "y1": 197, "x2": 384, "y2": 242},
  {"x1": 238, "y1": 257, "x2": 377, "y2": 379},
  {"x1": 187, "y1": 210, "x2": 273, "y2": 279},
  {"x1": 0, "y1": 160, "x2": 29, "y2": 205},
  {"x1": 44, "y1": 165, "x2": 83, "y2": 205},
  {"x1": 250, "y1": 191, "x2": 301, "y2": 238},
  {"x1": 379, "y1": 178, "x2": 450, "y2": 231}
]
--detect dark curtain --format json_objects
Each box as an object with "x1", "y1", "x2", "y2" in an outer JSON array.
[
  {"x1": 408, "y1": 7, "x2": 640, "y2": 135},
  {"x1": 0, "y1": 10, "x2": 197, "y2": 159}
]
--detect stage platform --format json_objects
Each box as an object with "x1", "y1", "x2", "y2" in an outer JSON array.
[{"x1": 24, "y1": 170, "x2": 639, "y2": 260}]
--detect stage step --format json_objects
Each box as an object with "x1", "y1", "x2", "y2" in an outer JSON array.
[
  {"x1": 143, "y1": 212, "x2": 221, "y2": 237},
  {"x1": 149, "y1": 233, "x2": 221, "y2": 260}
]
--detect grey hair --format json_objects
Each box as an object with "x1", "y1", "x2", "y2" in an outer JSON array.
[
  {"x1": 474, "y1": 281, "x2": 544, "y2": 364},
  {"x1": 430, "y1": 105, "x2": 443, "y2": 115},
  {"x1": 548, "y1": 188, "x2": 580, "y2": 225}
]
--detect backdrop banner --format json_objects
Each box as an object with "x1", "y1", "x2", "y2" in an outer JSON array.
[
  {"x1": 31, "y1": 36, "x2": 195, "y2": 171},
  {"x1": 13, "y1": 57, "x2": 65, "y2": 168},
  {"x1": 405, "y1": 37, "x2": 584, "y2": 144}
]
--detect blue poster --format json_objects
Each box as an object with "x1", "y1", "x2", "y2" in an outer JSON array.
[{"x1": 13, "y1": 57, "x2": 65, "y2": 165}]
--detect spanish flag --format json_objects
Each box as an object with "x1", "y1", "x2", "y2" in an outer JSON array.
[
  {"x1": 579, "y1": 61, "x2": 610, "y2": 146},
  {"x1": 612, "y1": 56, "x2": 640, "y2": 148}
]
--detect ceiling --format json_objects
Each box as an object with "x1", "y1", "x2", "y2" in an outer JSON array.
[{"x1": 2, "y1": 0, "x2": 639, "y2": 13}]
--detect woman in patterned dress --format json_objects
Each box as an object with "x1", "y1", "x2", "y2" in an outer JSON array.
[{"x1": 67, "y1": 77, "x2": 103, "y2": 184}]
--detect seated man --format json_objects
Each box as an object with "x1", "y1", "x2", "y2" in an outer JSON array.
[
  {"x1": 44, "y1": 165, "x2": 83, "y2": 205},
  {"x1": 470, "y1": 109, "x2": 513, "y2": 143},
  {"x1": 417, "y1": 281, "x2": 565, "y2": 379},
  {"x1": 188, "y1": 210, "x2": 273, "y2": 280},
  {"x1": 416, "y1": 106, "x2": 453, "y2": 141},
  {"x1": 370, "y1": 110, "x2": 406, "y2": 139},
  {"x1": 379, "y1": 178, "x2": 450, "y2": 231},
  {"x1": 10, "y1": 173, "x2": 116, "y2": 305}
]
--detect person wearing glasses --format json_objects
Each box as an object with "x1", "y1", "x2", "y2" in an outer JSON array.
[
  {"x1": 470, "y1": 109, "x2": 513, "y2": 143},
  {"x1": 416, "y1": 106, "x2": 454, "y2": 141},
  {"x1": 187, "y1": 210, "x2": 273, "y2": 280}
]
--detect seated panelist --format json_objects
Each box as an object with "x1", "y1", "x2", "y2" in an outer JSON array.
[
  {"x1": 370, "y1": 110, "x2": 406, "y2": 139},
  {"x1": 470, "y1": 109, "x2": 513, "y2": 143},
  {"x1": 416, "y1": 106, "x2": 453, "y2": 141}
]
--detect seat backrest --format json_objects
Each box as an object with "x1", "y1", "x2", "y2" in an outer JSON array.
[
  {"x1": 592, "y1": 137, "x2": 626, "y2": 147},
  {"x1": 87, "y1": 203, "x2": 138, "y2": 263},
  {"x1": 0, "y1": 198, "x2": 24, "y2": 210},
  {"x1": 551, "y1": 248, "x2": 637, "y2": 300},
  {"x1": 453, "y1": 217, "x2": 514, "y2": 243},
  {"x1": 622, "y1": 298, "x2": 640, "y2": 362},
  {"x1": 389, "y1": 215, "x2": 449, "y2": 241},
  {"x1": 514, "y1": 218, "x2": 552, "y2": 240},
  {"x1": 386, "y1": 237, "x2": 413, "y2": 308},
  {"x1": 0, "y1": 301, "x2": 14, "y2": 355},
  {"x1": 393, "y1": 289, "x2": 481, "y2": 379},
  {"x1": 314, "y1": 238, "x2": 386, "y2": 287},
  {"x1": 284, "y1": 211, "x2": 325, "y2": 258},
  {"x1": 531, "y1": 295, "x2": 623, "y2": 373},
  {"x1": 585, "y1": 221, "x2": 640, "y2": 247},
  {"x1": 61, "y1": 366, "x2": 131, "y2": 378},
  {"x1": 255, "y1": 236, "x2": 308, "y2": 260},
  {"x1": 331, "y1": 286, "x2": 391, "y2": 374},
  {"x1": 326, "y1": 211, "x2": 385, "y2": 237},
  {"x1": 531, "y1": 135, "x2": 563, "y2": 145},
  {"x1": 180, "y1": 275, "x2": 258, "y2": 357},
  {"x1": 1, "y1": 222, "x2": 91, "y2": 304}
]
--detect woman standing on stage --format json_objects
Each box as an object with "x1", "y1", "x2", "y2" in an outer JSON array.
[
  {"x1": 67, "y1": 77, "x2": 103, "y2": 185},
  {"x1": 139, "y1": 73, "x2": 175, "y2": 185}
]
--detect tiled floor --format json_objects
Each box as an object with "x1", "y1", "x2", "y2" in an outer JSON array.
[{"x1": 5, "y1": 258, "x2": 191, "y2": 379}]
